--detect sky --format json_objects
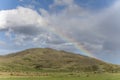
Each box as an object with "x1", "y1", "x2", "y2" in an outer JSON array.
[{"x1": 0, "y1": 0, "x2": 120, "y2": 64}]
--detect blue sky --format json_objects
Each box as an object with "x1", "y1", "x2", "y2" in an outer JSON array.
[
  {"x1": 0, "y1": 0, "x2": 53, "y2": 10},
  {"x1": 0, "y1": 0, "x2": 115, "y2": 10},
  {"x1": 0, "y1": 0, "x2": 19, "y2": 10},
  {"x1": 0, "y1": 0, "x2": 120, "y2": 64}
]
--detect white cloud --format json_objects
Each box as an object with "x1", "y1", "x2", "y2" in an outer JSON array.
[
  {"x1": 0, "y1": 7, "x2": 51, "y2": 47},
  {"x1": 0, "y1": 6, "x2": 68, "y2": 52},
  {"x1": 0, "y1": 7, "x2": 46, "y2": 30},
  {"x1": 50, "y1": 0, "x2": 74, "y2": 7}
]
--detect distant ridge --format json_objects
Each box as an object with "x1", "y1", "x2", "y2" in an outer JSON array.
[{"x1": 0, "y1": 48, "x2": 119, "y2": 72}]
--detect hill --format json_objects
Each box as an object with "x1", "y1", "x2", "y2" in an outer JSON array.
[{"x1": 0, "y1": 48, "x2": 119, "y2": 72}]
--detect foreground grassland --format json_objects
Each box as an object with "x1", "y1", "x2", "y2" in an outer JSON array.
[{"x1": 0, "y1": 72, "x2": 120, "y2": 80}]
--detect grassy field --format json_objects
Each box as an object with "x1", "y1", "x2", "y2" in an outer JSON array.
[{"x1": 0, "y1": 72, "x2": 120, "y2": 80}]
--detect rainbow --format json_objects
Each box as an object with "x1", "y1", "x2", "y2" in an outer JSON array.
[{"x1": 49, "y1": 28, "x2": 96, "y2": 58}]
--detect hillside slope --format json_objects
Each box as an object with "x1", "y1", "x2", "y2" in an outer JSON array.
[{"x1": 0, "y1": 48, "x2": 119, "y2": 72}]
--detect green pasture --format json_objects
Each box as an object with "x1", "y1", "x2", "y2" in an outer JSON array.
[{"x1": 0, "y1": 72, "x2": 120, "y2": 80}]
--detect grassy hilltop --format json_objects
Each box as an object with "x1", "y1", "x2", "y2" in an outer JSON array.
[{"x1": 0, "y1": 48, "x2": 119, "y2": 73}]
